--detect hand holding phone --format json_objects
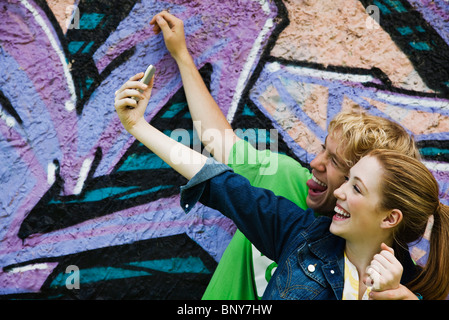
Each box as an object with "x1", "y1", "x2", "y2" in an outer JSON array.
[{"x1": 132, "y1": 65, "x2": 156, "y2": 101}]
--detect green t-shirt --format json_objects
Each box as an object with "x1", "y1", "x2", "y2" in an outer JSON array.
[{"x1": 202, "y1": 140, "x2": 312, "y2": 300}]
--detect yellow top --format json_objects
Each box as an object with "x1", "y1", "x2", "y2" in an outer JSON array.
[{"x1": 342, "y1": 252, "x2": 372, "y2": 300}]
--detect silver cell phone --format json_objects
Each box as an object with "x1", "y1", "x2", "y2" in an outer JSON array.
[{"x1": 132, "y1": 65, "x2": 156, "y2": 101}]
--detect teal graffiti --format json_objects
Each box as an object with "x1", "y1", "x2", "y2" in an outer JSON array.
[
  {"x1": 68, "y1": 41, "x2": 84, "y2": 54},
  {"x1": 373, "y1": 0, "x2": 391, "y2": 14},
  {"x1": 79, "y1": 13, "x2": 105, "y2": 30},
  {"x1": 161, "y1": 102, "x2": 192, "y2": 119},
  {"x1": 420, "y1": 147, "x2": 449, "y2": 157},
  {"x1": 49, "y1": 186, "x2": 139, "y2": 204},
  {"x1": 117, "y1": 152, "x2": 171, "y2": 171},
  {"x1": 117, "y1": 185, "x2": 173, "y2": 200},
  {"x1": 50, "y1": 256, "x2": 211, "y2": 288},
  {"x1": 383, "y1": 0, "x2": 407, "y2": 13},
  {"x1": 409, "y1": 41, "x2": 432, "y2": 51},
  {"x1": 242, "y1": 104, "x2": 256, "y2": 117}
]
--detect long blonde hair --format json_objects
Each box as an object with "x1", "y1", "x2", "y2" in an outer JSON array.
[
  {"x1": 328, "y1": 112, "x2": 421, "y2": 169},
  {"x1": 368, "y1": 149, "x2": 449, "y2": 300}
]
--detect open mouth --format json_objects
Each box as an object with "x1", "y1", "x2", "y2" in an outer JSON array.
[
  {"x1": 334, "y1": 205, "x2": 351, "y2": 220},
  {"x1": 306, "y1": 175, "x2": 328, "y2": 195}
]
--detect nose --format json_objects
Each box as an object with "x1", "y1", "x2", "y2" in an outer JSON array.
[
  {"x1": 333, "y1": 184, "x2": 346, "y2": 201},
  {"x1": 310, "y1": 150, "x2": 327, "y2": 172}
]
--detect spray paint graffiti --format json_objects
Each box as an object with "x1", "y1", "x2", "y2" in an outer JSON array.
[{"x1": 0, "y1": 0, "x2": 448, "y2": 298}]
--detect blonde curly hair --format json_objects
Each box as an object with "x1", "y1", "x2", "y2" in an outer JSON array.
[{"x1": 327, "y1": 112, "x2": 421, "y2": 169}]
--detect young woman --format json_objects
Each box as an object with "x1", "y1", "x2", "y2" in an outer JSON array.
[{"x1": 114, "y1": 74, "x2": 449, "y2": 300}]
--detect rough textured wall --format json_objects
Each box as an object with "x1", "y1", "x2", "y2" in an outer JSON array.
[{"x1": 0, "y1": 0, "x2": 448, "y2": 299}]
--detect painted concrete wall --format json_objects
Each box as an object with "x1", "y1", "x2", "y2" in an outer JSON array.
[{"x1": 0, "y1": 0, "x2": 448, "y2": 299}]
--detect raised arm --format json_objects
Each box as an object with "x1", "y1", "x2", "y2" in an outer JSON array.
[
  {"x1": 150, "y1": 11, "x2": 239, "y2": 164},
  {"x1": 114, "y1": 73, "x2": 207, "y2": 180}
]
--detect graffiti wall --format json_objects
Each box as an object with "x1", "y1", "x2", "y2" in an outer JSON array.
[{"x1": 0, "y1": 0, "x2": 448, "y2": 299}]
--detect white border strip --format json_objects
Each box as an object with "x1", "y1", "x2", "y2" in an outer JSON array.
[
  {"x1": 423, "y1": 160, "x2": 449, "y2": 172},
  {"x1": 226, "y1": 0, "x2": 274, "y2": 123},
  {"x1": 8, "y1": 263, "x2": 50, "y2": 273},
  {"x1": 283, "y1": 64, "x2": 375, "y2": 83},
  {"x1": 376, "y1": 92, "x2": 449, "y2": 110},
  {"x1": 20, "y1": 0, "x2": 77, "y2": 111}
]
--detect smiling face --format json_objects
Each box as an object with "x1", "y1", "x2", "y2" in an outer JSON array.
[
  {"x1": 307, "y1": 112, "x2": 421, "y2": 217},
  {"x1": 306, "y1": 132, "x2": 348, "y2": 215},
  {"x1": 329, "y1": 155, "x2": 393, "y2": 243}
]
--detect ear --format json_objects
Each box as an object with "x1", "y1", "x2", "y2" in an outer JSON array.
[{"x1": 381, "y1": 209, "x2": 403, "y2": 229}]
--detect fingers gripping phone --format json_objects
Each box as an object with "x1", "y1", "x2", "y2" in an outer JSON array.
[{"x1": 132, "y1": 65, "x2": 156, "y2": 101}]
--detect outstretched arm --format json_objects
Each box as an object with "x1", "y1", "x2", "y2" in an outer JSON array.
[
  {"x1": 114, "y1": 73, "x2": 207, "y2": 180},
  {"x1": 115, "y1": 74, "x2": 317, "y2": 264},
  {"x1": 150, "y1": 11, "x2": 239, "y2": 164}
]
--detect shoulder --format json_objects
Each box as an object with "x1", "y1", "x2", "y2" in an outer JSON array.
[{"x1": 228, "y1": 140, "x2": 312, "y2": 208}]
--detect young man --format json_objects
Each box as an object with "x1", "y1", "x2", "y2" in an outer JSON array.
[{"x1": 149, "y1": 11, "x2": 420, "y2": 300}]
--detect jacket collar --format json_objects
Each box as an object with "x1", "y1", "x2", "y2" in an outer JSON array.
[{"x1": 308, "y1": 232, "x2": 345, "y2": 263}]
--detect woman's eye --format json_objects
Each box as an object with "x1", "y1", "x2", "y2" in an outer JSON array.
[{"x1": 353, "y1": 185, "x2": 361, "y2": 194}]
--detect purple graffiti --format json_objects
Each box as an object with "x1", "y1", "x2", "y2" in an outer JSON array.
[{"x1": 0, "y1": 0, "x2": 279, "y2": 295}]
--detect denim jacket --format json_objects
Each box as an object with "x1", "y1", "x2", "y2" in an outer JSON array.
[{"x1": 180, "y1": 159, "x2": 418, "y2": 300}]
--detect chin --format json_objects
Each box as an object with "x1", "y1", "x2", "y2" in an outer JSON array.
[
  {"x1": 307, "y1": 199, "x2": 336, "y2": 217},
  {"x1": 329, "y1": 222, "x2": 344, "y2": 237}
]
